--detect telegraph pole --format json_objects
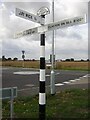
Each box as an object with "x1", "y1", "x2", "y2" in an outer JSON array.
[{"x1": 51, "y1": 0, "x2": 56, "y2": 95}]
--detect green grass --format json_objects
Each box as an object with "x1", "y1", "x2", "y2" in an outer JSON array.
[{"x1": 2, "y1": 89, "x2": 89, "y2": 119}]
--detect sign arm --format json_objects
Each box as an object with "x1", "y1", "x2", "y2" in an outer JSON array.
[
  {"x1": 16, "y1": 8, "x2": 42, "y2": 24},
  {"x1": 14, "y1": 14, "x2": 87, "y2": 38}
]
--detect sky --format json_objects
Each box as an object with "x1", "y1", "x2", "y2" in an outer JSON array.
[{"x1": 0, "y1": 0, "x2": 89, "y2": 60}]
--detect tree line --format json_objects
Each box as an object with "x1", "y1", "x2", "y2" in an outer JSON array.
[{"x1": 1, "y1": 56, "x2": 90, "y2": 62}]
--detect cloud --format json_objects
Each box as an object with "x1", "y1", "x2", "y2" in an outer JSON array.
[{"x1": 0, "y1": 0, "x2": 88, "y2": 60}]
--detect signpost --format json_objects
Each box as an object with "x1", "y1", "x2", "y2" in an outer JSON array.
[
  {"x1": 0, "y1": 87, "x2": 17, "y2": 119},
  {"x1": 15, "y1": 15, "x2": 87, "y2": 38},
  {"x1": 15, "y1": 6, "x2": 87, "y2": 120}
]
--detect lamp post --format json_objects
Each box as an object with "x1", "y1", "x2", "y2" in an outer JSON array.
[{"x1": 50, "y1": 0, "x2": 56, "y2": 95}]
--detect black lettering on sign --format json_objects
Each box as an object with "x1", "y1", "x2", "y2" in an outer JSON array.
[
  {"x1": 73, "y1": 20, "x2": 76, "y2": 23},
  {"x1": 48, "y1": 25, "x2": 53, "y2": 29},
  {"x1": 19, "y1": 12, "x2": 24, "y2": 16},
  {"x1": 48, "y1": 26, "x2": 51, "y2": 29},
  {"x1": 26, "y1": 30, "x2": 31, "y2": 35},
  {"x1": 73, "y1": 18, "x2": 83, "y2": 23},
  {"x1": 26, "y1": 14, "x2": 32, "y2": 19},
  {"x1": 23, "y1": 29, "x2": 36, "y2": 35},
  {"x1": 77, "y1": 19, "x2": 80, "y2": 22},
  {"x1": 66, "y1": 21, "x2": 70, "y2": 24},
  {"x1": 61, "y1": 22, "x2": 65, "y2": 25},
  {"x1": 69, "y1": 21, "x2": 72, "y2": 23},
  {"x1": 34, "y1": 17, "x2": 37, "y2": 21},
  {"x1": 55, "y1": 23, "x2": 60, "y2": 27},
  {"x1": 79, "y1": 18, "x2": 82, "y2": 21},
  {"x1": 32, "y1": 31, "x2": 35, "y2": 34}
]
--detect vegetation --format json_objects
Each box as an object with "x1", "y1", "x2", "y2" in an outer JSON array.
[
  {"x1": 56, "y1": 61, "x2": 89, "y2": 71},
  {"x1": 1, "y1": 60, "x2": 89, "y2": 71},
  {"x1": 2, "y1": 89, "x2": 89, "y2": 119}
]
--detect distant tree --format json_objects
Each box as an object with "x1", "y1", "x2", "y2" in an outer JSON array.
[
  {"x1": 7, "y1": 58, "x2": 12, "y2": 61},
  {"x1": 71, "y1": 58, "x2": 74, "y2": 61},
  {"x1": 87, "y1": 59, "x2": 90, "y2": 61},
  {"x1": 32, "y1": 59, "x2": 35, "y2": 61},
  {"x1": 2, "y1": 56, "x2": 6, "y2": 61},
  {"x1": 13, "y1": 57, "x2": 18, "y2": 61},
  {"x1": 65, "y1": 59, "x2": 70, "y2": 61},
  {"x1": 81, "y1": 59, "x2": 84, "y2": 61}
]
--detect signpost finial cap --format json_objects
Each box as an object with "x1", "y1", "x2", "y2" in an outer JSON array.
[{"x1": 37, "y1": 7, "x2": 50, "y2": 16}]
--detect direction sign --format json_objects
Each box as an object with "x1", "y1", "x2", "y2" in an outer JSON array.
[
  {"x1": 16, "y1": 8, "x2": 42, "y2": 24},
  {"x1": 14, "y1": 14, "x2": 87, "y2": 38},
  {"x1": 14, "y1": 27, "x2": 38, "y2": 38},
  {"x1": 0, "y1": 87, "x2": 17, "y2": 99},
  {"x1": 38, "y1": 14, "x2": 87, "y2": 33}
]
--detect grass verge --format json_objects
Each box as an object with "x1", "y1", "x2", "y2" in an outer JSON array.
[{"x1": 2, "y1": 88, "x2": 89, "y2": 119}]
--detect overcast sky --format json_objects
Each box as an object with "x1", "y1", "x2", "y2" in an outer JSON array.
[{"x1": 0, "y1": 0, "x2": 89, "y2": 60}]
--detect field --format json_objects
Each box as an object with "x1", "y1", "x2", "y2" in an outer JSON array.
[
  {"x1": 1, "y1": 60, "x2": 89, "y2": 71},
  {"x1": 56, "y1": 61, "x2": 89, "y2": 71}
]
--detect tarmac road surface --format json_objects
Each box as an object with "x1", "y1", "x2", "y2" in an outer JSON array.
[{"x1": 1, "y1": 67, "x2": 89, "y2": 96}]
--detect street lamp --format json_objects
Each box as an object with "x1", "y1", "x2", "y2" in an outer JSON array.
[{"x1": 50, "y1": 0, "x2": 56, "y2": 95}]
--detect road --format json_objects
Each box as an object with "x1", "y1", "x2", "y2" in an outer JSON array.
[{"x1": 1, "y1": 67, "x2": 89, "y2": 96}]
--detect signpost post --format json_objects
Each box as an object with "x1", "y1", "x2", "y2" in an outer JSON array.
[
  {"x1": 15, "y1": 7, "x2": 87, "y2": 119},
  {"x1": 37, "y1": 7, "x2": 50, "y2": 120}
]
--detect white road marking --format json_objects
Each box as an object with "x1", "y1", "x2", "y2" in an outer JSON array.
[
  {"x1": 25, "y1": 84, "x2": 35, "y2": 87},
  {"x1": 63, "y1": 81, "x2": 70, "y2": 84},
  {"x1": 69, "y1": 80, "x2": 76, "y2": 82},
  {"x1": 69, "y1": 79, "x2": 80, "y2": 82},
  {"x1": 13, "y1": 71, "x2": 39, "y2": 75},
  {"x1": 83, "y1": 75, "x2": 88, "y2": 78},
  {"x1": 46, "y1": 74, "x2": 50, "y2": 77},
  {"x1": 55, "y1": 83, "x2": 64, "y2": 86},
  {"x1": 75, "y1": 79, "x2": 80, "y2": 81}
]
